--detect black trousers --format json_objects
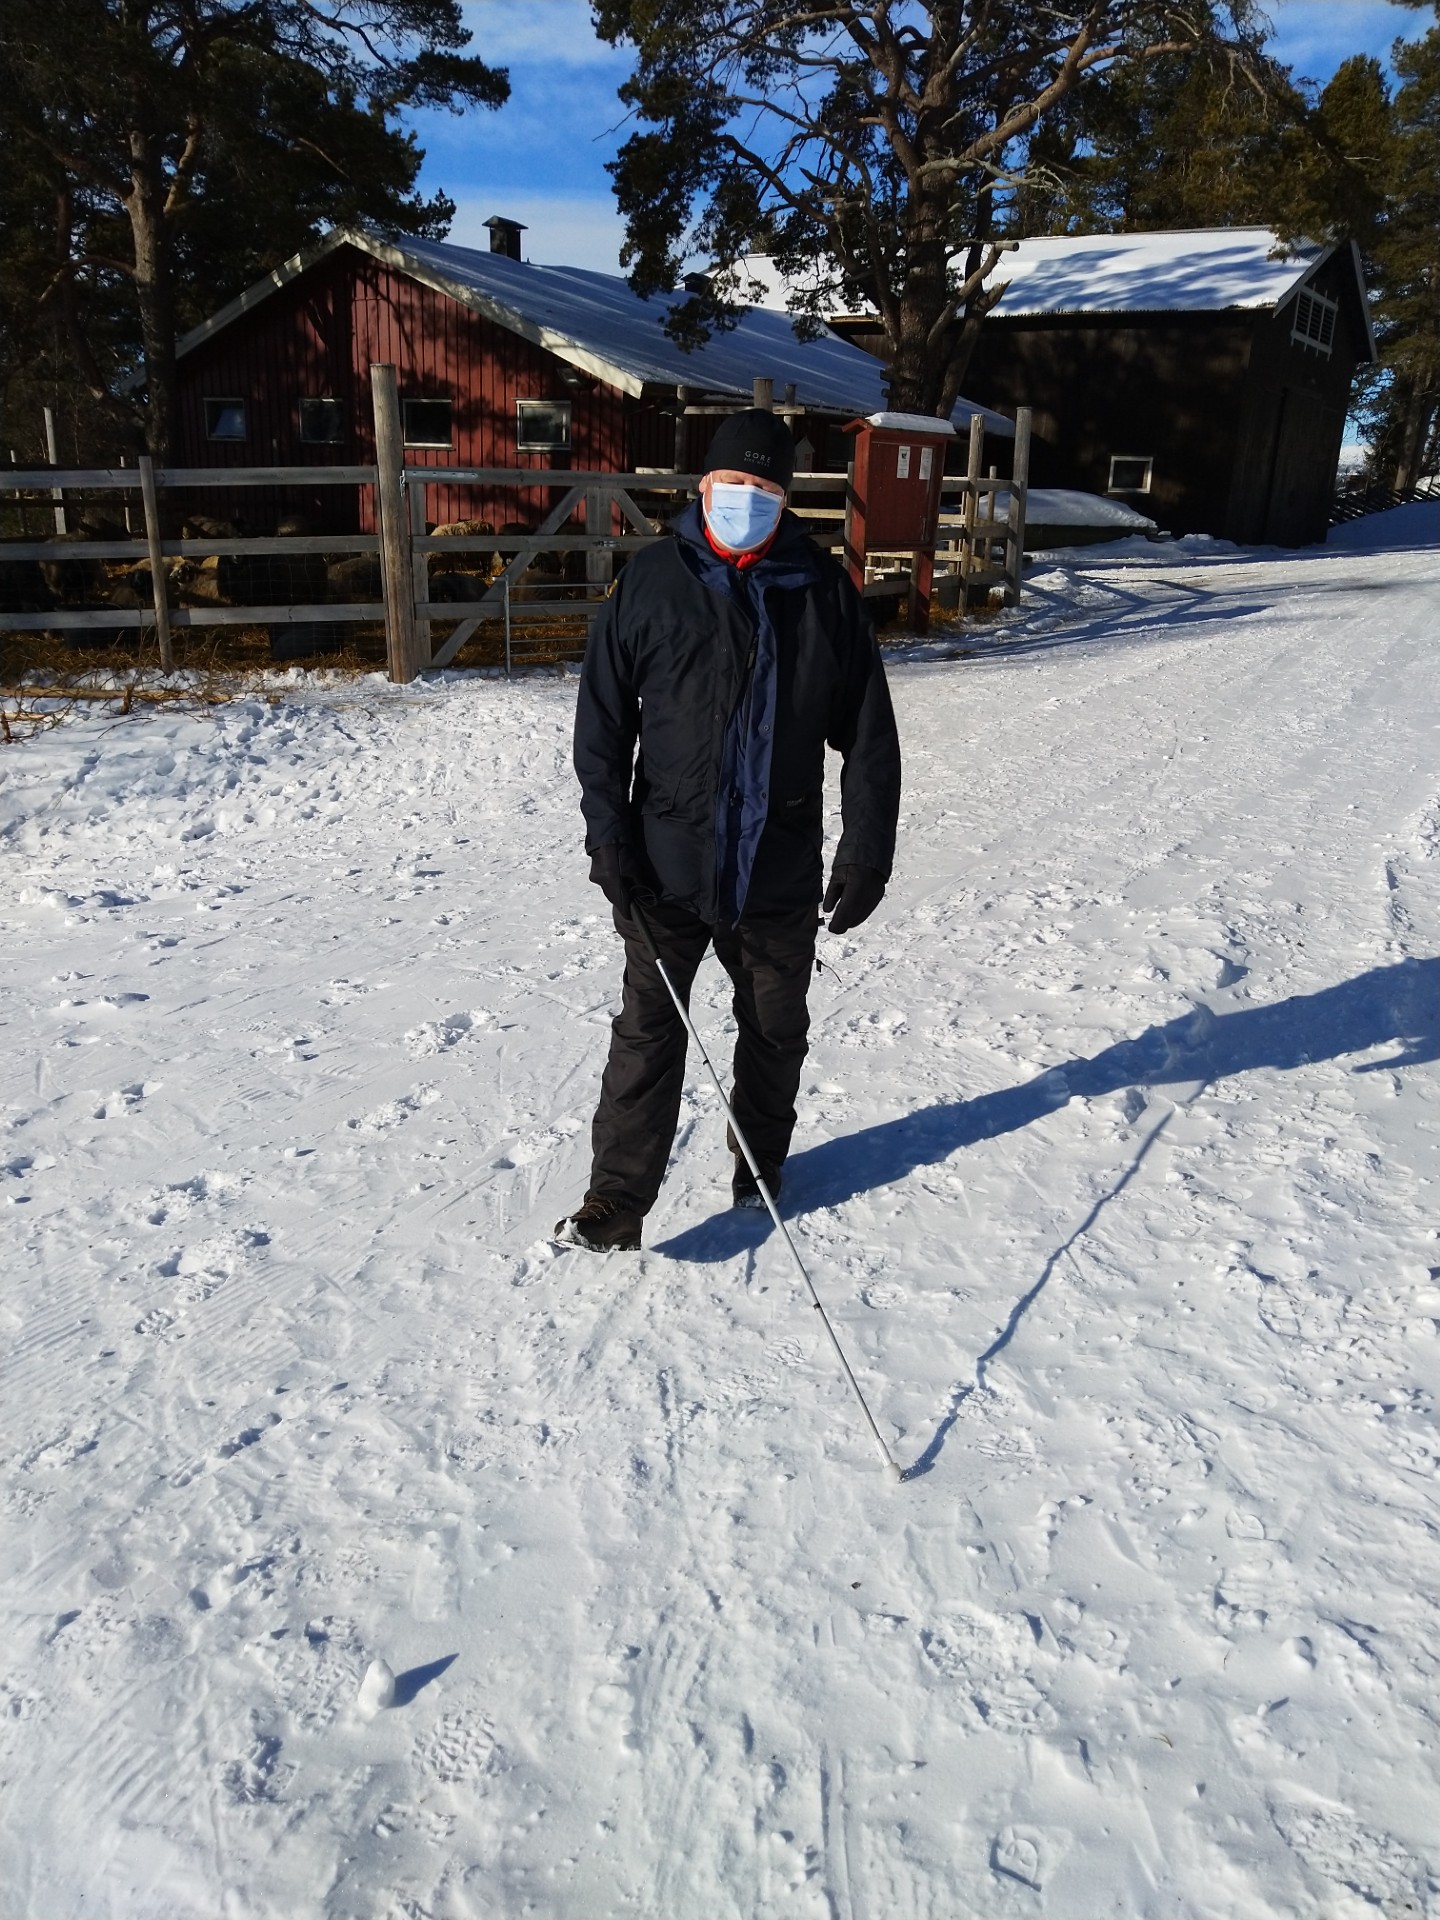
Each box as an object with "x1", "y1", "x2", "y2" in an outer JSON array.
[{"x1": 589, "y1": 899, "x2": 818, "y2": 1213}]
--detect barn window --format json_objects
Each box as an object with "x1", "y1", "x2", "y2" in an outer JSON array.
[
  {"x1": 402, "y1": 399, "x2": 453, "y2": 448},
  {"x1": 204, "y1": 398, "x2": 247, "y2": 442},
  {"x1": 1291, "y1": 287, "x2": 1338, "y2": 357},
  {"x1": 516, "y1": 399, "x2": 572, "y2": 452},
  {"x1": 1107, "y1": 454, "x2": 1153, "y2": 494},
  {"x1": 299, "y1": 397, "x2": 345, "y2": 444}
]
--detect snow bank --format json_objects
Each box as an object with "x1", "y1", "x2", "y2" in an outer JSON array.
[
  {"x1": 997, "y1": 487, "x2": 1157, "y2": 530},
  {"x1": 1327, "y1": 498, "x2": 1439, "y2": 551},
  {"x1": 2, "y1": 538, "x2": 1438, "y2": 1917}
]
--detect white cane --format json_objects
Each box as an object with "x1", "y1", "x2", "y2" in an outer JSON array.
[{"x1": 630, "y1": 898, "x2": 902, "y2": 1481}]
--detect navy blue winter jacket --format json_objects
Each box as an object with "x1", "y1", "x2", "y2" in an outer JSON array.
[{"x1": 574, "y1": 501, "x2": 901, "y2": 923}]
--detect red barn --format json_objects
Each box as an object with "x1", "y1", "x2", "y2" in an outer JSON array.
[{"x1": 171, "y1": 223, "x2": 1008, "y2": 533}]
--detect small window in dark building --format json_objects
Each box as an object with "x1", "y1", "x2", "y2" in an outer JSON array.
[
  {"x1": 1291, "y1": 288, "x2": 1337, "y2": 357},
  {"x1": 516, "y1": 399, "x2": 572, "y2": 452},
  {"x1": 299, "y1": 397, "x2": 345, "y2": 444},
  {"x1": 205, "y1": 398, "x2": 247, "y2": 442},
  {"x1": 402, "y1": 399, "x2": 453, "y2": 448},
  {"x1": 1108, "y1": 454, "x2": 1153, "y2": 494}
]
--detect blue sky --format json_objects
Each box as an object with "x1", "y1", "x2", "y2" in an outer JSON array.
[{"x1": 405, "y1": 0, "x2": 1427, "y2": 274}]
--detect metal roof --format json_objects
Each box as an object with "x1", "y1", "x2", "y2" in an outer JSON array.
[
  {"x1": 173, "y1": 228, "x2": 1015, "y2": 435},
  {"x1": 989, "y1": 228, "x2": 1331, "y2": 316},
  {"x1": 743, "y1": 228, "x2": 1376, "y2": 360}
]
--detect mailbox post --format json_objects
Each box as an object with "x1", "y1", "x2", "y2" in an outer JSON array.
[{"x1": 843, "y1": 412, "x2": 956, "y2": 633}]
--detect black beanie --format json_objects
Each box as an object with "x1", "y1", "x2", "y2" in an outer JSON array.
[{"x1": 702, "y1": 408, "x2": 795, "y2": 489}]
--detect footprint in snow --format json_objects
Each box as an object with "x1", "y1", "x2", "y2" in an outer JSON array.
[
  {"x1": 347, "y1": 1086, "x2": 441, "y2": 1133},
  {"x1": 586, "y1": 1681, "x2": 640, "y2": 1753},
  {"x1": 93, "y1": 1083, "x2": 150, "y2": 1120},
  {"x1": 991, "y1": 1828, "x2": 1043, "y2": 1890},
  {"x1": 414, "y1": 1705, "x2": 501, "y2": 1784},
  {"x1": 403, "y1": 1009, "x2": 487, "y2": 1057}
]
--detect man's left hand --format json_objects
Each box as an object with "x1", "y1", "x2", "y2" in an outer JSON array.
[{"x1": 823, "y1": 864, "x2": 886, "y2": 935}]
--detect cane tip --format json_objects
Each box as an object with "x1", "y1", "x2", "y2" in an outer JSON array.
[{"x1": 887, "y1": 1459, "x2": 905, "y2": 1484}]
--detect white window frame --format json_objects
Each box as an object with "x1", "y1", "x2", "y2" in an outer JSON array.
[
  {"x1": 1291, "y1": 286, "x2": 1338, "y2": 357},
  {"x1": 516, "y1": 398, "x2": 572, "y2": 453},
  {"x1": 1107, "y1": 454, "x2": 1153, "y2": 495},
  {"x1": 204, "y1": 397, "x2": 248, "y2": 442},
  {"x1": 402, "y1": 398, "x2": 454, "y2": 449},
  {"x1": 299, "y1": 396, "x2": 345, "y2": 445}
]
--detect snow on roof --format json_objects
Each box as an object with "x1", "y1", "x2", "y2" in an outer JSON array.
[
  {"x1": 986, "y1": 228, "x2": 1329, "y2": 318},
  {"x1": 865, "y1": 411, "x2": 956, "y2": 435},
  {"x1": 175, "y1": 230, "x2": 1013, "y2": 436},
  {"x1": 742, "y1": 228, "x2": 1359, "y2": 327}
]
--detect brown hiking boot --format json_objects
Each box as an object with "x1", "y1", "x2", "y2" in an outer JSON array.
[{"x1": 555, "y1": 1194, "x2": 643, "y2": 1251}]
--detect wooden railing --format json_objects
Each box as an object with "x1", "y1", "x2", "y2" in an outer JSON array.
[
  {"x1": 1, "y1": 367, "x2": 1029, "y2": 683},
  {"x1": 1329, "y1": 475, "x2": 1440, "y2": 526}
]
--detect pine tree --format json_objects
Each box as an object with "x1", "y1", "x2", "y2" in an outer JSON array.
[
  {"x1": 1361, "y1": 14, "x2": 1440, "y2": 486},
  {"x1": 1010, "y1": 47, "x2": 1392, "y2": 243},
  {"x1": 0, "y1": 0, "x2": 509, "y2": 460},
  {"x1": 594, "y1": 0, "x2": 1270, "y2": 417}
]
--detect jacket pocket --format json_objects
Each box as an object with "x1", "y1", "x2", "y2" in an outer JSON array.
[{"x1": 774, "y1": 790, "x2": 822, "y2": 830}]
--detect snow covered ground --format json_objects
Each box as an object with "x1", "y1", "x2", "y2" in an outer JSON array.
[{"x1": 2, "y1": 520, "x2": 1437, "y2": 1920}]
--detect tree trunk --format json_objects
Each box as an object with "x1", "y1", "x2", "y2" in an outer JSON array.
[
  {"x1": 124, "y1": 129, "x2": 178, "y2": 461},
  {"x1": 1393, "y1": 376, "x2": 1436, "y2": 490},
  {"x1": 935, "y1": 305, "x2": 990, "y2": 418},
  {"x1": 882, "y1": 188, "x2": 954, "y2": 416},
  {"x1": 54, "y1": 186, "x2": 144, "y2": 451}
]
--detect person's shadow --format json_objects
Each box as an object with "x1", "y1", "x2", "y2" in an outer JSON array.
[
  {"x1": 655, "y1": 952, "x2": 1437, "y2": 1255},
  {"x1": 656, "y1": 955, "x2": 1436, "y2": 1478}
]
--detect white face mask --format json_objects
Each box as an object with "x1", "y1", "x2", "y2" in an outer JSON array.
[{"x1": 703, "y1": 481, "x2": 785, "y2": 553}]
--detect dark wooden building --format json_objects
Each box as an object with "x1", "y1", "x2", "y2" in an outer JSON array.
[
  {"x1": 826, "y1": 229, "x2": 1375, "y2": 547},
  {"x1": 170, "y1": 225, "x2": 1006, "y2": 532}
]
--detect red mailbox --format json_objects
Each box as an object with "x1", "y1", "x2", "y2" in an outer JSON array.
[{"x1": 843, "y1": 412, "x2": 956, "y2": 631}]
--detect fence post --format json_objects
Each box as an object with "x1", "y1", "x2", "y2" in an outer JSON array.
[
  {"x1": 137, "y1": 454, "x2": 174, "y2": 674},
  {"x1": 586, "y1": 485, "x2": 614, "y2": 592},
  {"x1": 1005, "y1": 406, "x2": 1032, "y2": 608},
  {"x1": 370, "y1": 362, "x2": 419, "y2": 682},
  {"x1": 43, "y1": 407, "x2": 67, "y2": 535},
  {"x1": 960, "y1": 413, "x2": 984, "y2": 616},
  {"x1": 753, "y1": 376, "x2": 773, "y2": 412},
  {"x1": 409, "y1": 481, "x2": 432, "y2": 670},
  {"x1": 673, "y1": 384, "x2": 690, "y2": 472}
]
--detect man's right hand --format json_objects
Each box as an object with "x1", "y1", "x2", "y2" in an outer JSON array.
[{"x1": 589, "y1": 843, "x2": 651, "y2": 913}]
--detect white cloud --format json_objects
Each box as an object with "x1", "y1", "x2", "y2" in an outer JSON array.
[
  {"x1": 458, "y1": 0, "x2": 632, "y2": 71},
  {"x1": 447, "y1": 191, "x2": 629, "y2": 275},
  {"x1": 1265, "y1": 0, "x2": 1416, "y2": 79}
]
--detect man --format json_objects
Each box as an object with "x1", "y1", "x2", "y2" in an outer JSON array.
[{"x1": 558, "y1": 408, "x2": 902, "y2": 1252}]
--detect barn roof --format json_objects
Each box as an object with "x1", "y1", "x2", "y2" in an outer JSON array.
[
  {"x1": 987, "y1": 228, "x2": 1363, "y2": 325},
  {"x1": 173, "y1": 228, "x2": 1014, "y2": 435},
  {"x1": 742, "y1": 228, "x2": 1375, "y2": 359}
]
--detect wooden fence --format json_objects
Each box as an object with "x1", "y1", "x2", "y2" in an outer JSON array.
[{"x1": 0, "y1": 368, "x2": 1030, "y2": 683}]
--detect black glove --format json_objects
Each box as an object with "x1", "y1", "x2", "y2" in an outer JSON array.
[
  {"x1": 588, "y1": 843, "x2": 652, "y2": 914},
  {"x1": 823, "y1": 864, "x2": 886, "y2": 935}
]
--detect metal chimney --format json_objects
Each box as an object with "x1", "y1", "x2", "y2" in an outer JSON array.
[{"x1": 484, "y1": 216, "x2": 527, "y2": 262}]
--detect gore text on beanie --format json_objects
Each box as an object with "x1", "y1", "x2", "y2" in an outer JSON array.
[{"x1": 702, "y1": 408, "x2": 796, "y2": 490}]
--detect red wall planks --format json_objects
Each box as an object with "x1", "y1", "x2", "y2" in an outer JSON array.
[{"x1": 176, "y1": 244, "x2": 652, "y2": 534}]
